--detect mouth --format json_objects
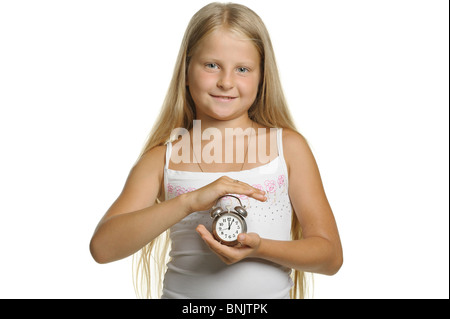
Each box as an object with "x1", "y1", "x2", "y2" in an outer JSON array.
[{"x1": 210, "y1": 94, "x2": 238, "y2": 102}]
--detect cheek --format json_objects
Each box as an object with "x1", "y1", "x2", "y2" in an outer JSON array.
[
  {"x1": 240, "y1": 78, "x2": 260, "y2": 100},
  {"x1": 188, "y1": 68, "x2": 215, "y2": 93}
]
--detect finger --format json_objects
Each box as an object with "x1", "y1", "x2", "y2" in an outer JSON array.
[
  {"x1": 226, "y1": 180, "x2": 267, "y2": 201},
  {"x1": 196, "y1": 224, "x2": 211, "y2": 238},
  {"x1": 214, "y1": 176, "x2": 266, "y2": 202},
  {"x1": 196, "y1": 225, "x2": 237, "y2": 259},
  {"x1": 196, "y1": 225, "x2": 225, "y2": 251},
  {"x1": 221, "y1": 176, "x2": 261, "y2": 192},
  {"x1": 238, "y1": 233, "x2": 260, "y2": 249}
]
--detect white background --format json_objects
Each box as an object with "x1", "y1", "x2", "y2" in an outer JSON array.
[{"x1": 0, "y1": 0, "x2": 448, "y2": 298}]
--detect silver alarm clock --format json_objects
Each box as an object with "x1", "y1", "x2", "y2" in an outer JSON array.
[{"x1": 210, "y1": 195, "x2": 248, "y2": 246}]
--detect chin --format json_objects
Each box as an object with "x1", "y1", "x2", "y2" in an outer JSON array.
[{"x1": 200, "y1": 107, "x2": 240, "y2": 121}]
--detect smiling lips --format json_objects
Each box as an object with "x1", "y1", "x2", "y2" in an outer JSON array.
[{"x1": 210, "y1": 94, "x2": 238, "y2": 102}]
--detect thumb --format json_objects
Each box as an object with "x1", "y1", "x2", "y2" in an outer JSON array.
[{"x1": 238, "y1": 232, "x2": 260, "y2": 248}]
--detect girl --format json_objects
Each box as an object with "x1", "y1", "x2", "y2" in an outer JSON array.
[{"x1": 90, "y1": 2, "x2": 343, "y2": 299}]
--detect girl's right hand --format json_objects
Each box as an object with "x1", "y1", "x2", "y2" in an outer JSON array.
[{"x1": 185, "y1": 176, "x2": 267, "y2": 214}]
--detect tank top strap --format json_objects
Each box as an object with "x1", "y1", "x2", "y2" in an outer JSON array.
[
  {"x1": 276, "y1": 128, "x2": 284, "y2": 158},
  {"x1": 276, "y1": 128, "x2": 289, "y2": 179},
  {"x1": 164, "y1": 142, "x2": 172, "y2": 170}
]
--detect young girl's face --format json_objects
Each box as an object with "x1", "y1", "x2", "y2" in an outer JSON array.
[{"x1": 187, "y1": 27, "x2": 261, "y2": 124}]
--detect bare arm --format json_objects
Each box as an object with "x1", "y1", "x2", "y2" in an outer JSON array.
[
  {"x1": 89, "y1": 146, "x2": 182, "y2": 263},
  {"x1": 259, "y1": 129, "x2": 343, "y2": 274},
  {"x1": 89, "y1": 145, "x2": 266, "y2": 264},
  {"x1": 196, "y1": 130, "x2": 343, "y2": 275}
]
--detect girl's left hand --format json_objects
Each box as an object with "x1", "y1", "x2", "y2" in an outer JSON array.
[{"x1": 196, "y1": 224, "x2": 261, "y2": 265}]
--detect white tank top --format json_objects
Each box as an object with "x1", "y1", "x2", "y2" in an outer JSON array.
[{"x1": 162, "y1": 128, "x2": 293, "y2": 299}]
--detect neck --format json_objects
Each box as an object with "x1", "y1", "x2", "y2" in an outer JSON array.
[
  {"x1": 193, "y1": 114, "x2": 254, "y2": 134},
  {"x1": 189, "y1": 120, "x2": 255, "y2": 170}
]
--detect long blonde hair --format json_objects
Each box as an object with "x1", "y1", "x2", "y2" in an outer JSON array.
[{"x1": 133, "y1": 2, "x2": 311, "y2": 299}]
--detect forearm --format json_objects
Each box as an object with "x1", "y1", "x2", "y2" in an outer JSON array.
[
  {"x1": 90, "y1": 194, "x2": 190, "y2": 264},
  {"x1": 255, "y1": 236, "x2": 343, "y2": 276}
]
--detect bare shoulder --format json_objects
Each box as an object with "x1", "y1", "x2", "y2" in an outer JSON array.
[
  {"x1": 133, "y1": 145, "x2": 166, "y2": 175},
  {"x1": 282, "y1": 128, "x2": 315, "y2": 171},
  {"x1": 282, "y1": 128, "x2": 308, "y2": 148},
  {"x1": 127, "y1": 145, "x2": 166, "y2": 194},
  {"x1": 111, "y1": 145, "x2": 166, "y2": 213}
]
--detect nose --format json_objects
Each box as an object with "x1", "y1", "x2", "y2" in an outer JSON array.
[{"x1": 217, "y1": 71, "x2": 234, "y2": 90}]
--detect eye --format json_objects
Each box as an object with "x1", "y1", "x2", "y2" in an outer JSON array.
[
  {"x1": 205, "y1": 63, "x2": 219, "y2": 70},
  {"x1": 237, "y1": 67, "x2": 250, "y2": 74}
]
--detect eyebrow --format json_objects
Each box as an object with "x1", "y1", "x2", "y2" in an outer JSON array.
[{"x1": 199, "y1": 57, "x2": 258, "y2": 67}]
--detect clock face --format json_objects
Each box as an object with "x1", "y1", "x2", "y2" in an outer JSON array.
[{"x1": 212, "y1": 212, "x2": 246, "y2": 246}]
